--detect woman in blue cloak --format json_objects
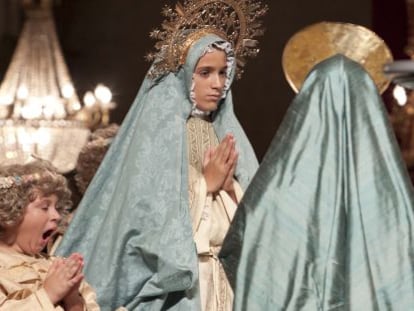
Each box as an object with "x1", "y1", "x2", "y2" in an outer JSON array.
[{"x1": 56, "y1": 0, "x2": 267, "y2": 310}]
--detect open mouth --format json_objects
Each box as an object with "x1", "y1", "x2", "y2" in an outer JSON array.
[{"x1": 42, "y1": 228, "x2": 56, "y2": 241}]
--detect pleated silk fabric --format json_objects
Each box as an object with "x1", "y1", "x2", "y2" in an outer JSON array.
[
  {"x1": 220, "y1": 55, "x2": 414, "y2": 310},
  {"x1": 56, "y1": 34, "x2": 258, "y2": 311}
]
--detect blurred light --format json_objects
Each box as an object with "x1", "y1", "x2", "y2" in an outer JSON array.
[
  {"x1": 94, "y1": 84, "x2": 112, "y2": 104},
  {"x1": 0, "y1": 95, "x2": 13, "y2": 106},
  {"x1": 71, "y1": 101, "x2": 82, "y2": 111},
  {"x1": 21, "y1": 97, "x2": 42, "y2": 119},
  {"x1": 43, "y1": 96, "x2": 56, "y2": 119},
  {"x1": 61, "y1": 83, "x2": 75, "y2": 99},
  {"x1": 17, "y1": 85, "x2": 29, "y2": 100},
  {"x1": 394, "y1": 85, "x2": 408, "y2": 106},
  {"x1": 83, "y1": 91, "x2": 96, "y2": 108}
]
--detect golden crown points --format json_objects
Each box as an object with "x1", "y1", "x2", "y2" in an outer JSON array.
[{"x1": 146, "y1": 0, "x2": 268, "y2": 79}]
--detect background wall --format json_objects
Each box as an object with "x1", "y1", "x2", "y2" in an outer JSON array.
[{"x1": 0, "y1": 0, "x2": 375, "y2": 159}]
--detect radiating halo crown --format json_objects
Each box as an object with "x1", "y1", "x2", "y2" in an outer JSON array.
[{"x1": 146, "y1": 0, "x2": 268, "y2": 79}]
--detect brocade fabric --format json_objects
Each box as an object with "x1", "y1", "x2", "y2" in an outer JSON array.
[
  {"x1": 57, "y1": 35, "x2": 258, "y2": 311},
  {"x1": 187, "y1": 117, "x2": 241, "y2": 311}
]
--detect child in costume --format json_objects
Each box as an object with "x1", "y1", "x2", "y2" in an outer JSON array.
[{"x1": 0, "y1": 160, "x2": 100, "y2": 310}]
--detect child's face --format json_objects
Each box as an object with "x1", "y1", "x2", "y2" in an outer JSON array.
[
  {"x1": 193, "y1": 49, "x2": 227, "y2": 112},
  {"x1": 10, "y1": 193, "x2": 61, "y2": 255}
]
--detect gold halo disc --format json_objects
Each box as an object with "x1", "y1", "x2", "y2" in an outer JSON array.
[{"x1": 282, "y1": 22, "x2": 393, "y2": 94}]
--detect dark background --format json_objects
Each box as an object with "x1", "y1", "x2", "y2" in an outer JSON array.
[{"x1": 0, "y1": 0, "x2": 407, "y2": 160}]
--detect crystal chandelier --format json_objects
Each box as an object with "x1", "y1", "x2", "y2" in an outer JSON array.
[{"x1": 0, "y1": 1, "x2": 114, "y2": 173}]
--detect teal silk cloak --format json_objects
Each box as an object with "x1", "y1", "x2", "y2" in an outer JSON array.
[
  {"x1": 220, "y1": 55, "x2": 414, "y2": 310},
  {"x1": 56, "y1": 35, "x2": 258, "y2": 311}
]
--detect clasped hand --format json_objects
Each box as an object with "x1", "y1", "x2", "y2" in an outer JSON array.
[
  {"x1": 203, "y1": 134, "x2": 238, "y2": 194},
  {"x1": 44, "y1": 253, "x2": 84, "y2": 307}
]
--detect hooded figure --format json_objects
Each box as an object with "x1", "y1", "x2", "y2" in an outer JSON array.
[
  {"x1": 57, "y1": 34, "x2": 258, "y2": 311},
  {"x1": 220, "y1": 55, "x2": 414, "y2": 310}
]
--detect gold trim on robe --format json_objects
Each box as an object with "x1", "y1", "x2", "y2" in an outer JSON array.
[{"x1": 187, "y1": 117, "x2": 243, "y2": 311}]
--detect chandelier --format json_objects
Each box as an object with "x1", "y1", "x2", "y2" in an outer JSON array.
[{"x1": 0, "y1": 1, "x2": 114, "y2": 173}]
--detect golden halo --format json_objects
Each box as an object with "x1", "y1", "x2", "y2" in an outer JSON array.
[
  {"x1": 282, "y1": 22, "x2": 393, "y2": 94},
  {"x1": 147, "y1": 0, "x2": 268, "y2": 79}
]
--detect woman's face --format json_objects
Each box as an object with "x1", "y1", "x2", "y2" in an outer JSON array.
[
  {"x1": 193, "y1": 48, "x2": 227, "y2": 112},
  {"x1": 7, "y1": 193, "x2": 61, "y2": 255}
]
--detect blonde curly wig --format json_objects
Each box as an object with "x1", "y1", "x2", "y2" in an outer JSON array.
[{"x1": 0, "y1": 160, "x2": 72, "y2": 233}]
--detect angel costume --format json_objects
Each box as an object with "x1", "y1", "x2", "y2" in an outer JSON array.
[{"x1": 0, "y1": 251, "x2": 100, "y2": 310}]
